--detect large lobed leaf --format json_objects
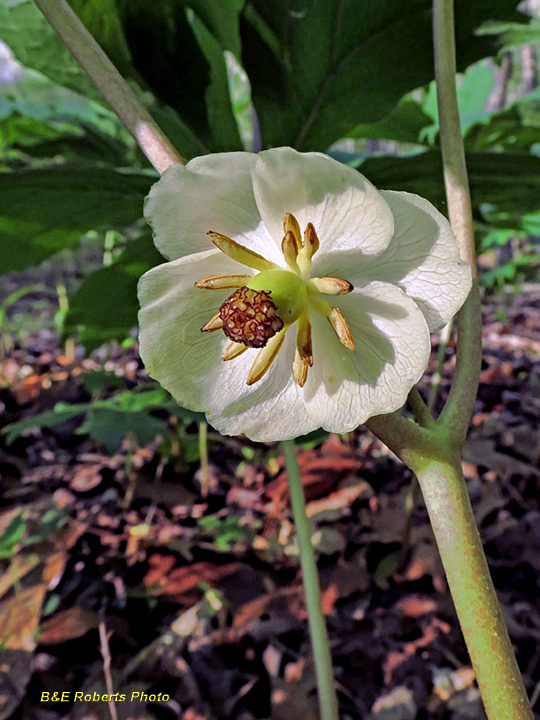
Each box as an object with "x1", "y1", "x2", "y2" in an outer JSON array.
[{"x1": 240, "y1": 0, "x2": 524, "y2": 150}]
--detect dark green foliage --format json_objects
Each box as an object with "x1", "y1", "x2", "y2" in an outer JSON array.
[
  {"x1": 0, "y1": 167, "x2": 153, "y2": 273},
  {"x1": 2, "y1": 385, "x2": 203, "y2": 453},
  {"x1": 0, "y1": 0, "x2": 537, "y2": 360},
  {"x1": 63, "y1": 234, "x2": 163, "y2": 351}
]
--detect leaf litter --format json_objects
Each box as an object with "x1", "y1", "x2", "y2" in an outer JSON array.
[{"x1": 0, "y1": 288, "x2": 540, "y2": 719}]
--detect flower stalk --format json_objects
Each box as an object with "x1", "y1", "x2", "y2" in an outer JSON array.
[
  {"x1": 416, "y1": 455, "x2": 533, "y2": 720},
  {"x1": 369, "y1": 2, "x2": 534, "y2": 719},
  {"x1": 281, "y1": 439, "x2": 339, "y2": 720},
  {"x1": 33, "y1": 0, "x2": 183, "y2": 174}
]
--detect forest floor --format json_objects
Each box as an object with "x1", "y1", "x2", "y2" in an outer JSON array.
[{"x1": 1, "y1": 283, "x2": 540, "y2": 720}]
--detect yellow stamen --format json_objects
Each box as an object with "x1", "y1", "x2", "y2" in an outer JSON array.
[
  {"x1": 283, "y1": 213, "x2": 302, "y2": 251},
  {"x1": 246, "y1": 328, "x2": 287, "y2": 385},
  {"x1": 195, "y1": 273, "x2": 252, "y2": 289},
  {"x1": 303, "y1": 222, "x2": 320, "y2": 258},
  {"x1": 327, "y1": 307, "x2": 355, "y2": 350},
  {"x1": 208, "y1": 231, "x2": 278, "y2": 272},
  {"x1": 281, "y1": 231, "x2": 301, "y2": 273},
  {"x1": 293, "y1": 348, "x2": 308, "y2": 387},
  {"x1": 296, "y1": 314, "x2": 313, "y2": 366},
  {"x1": 309, "y1": 277, "x2": 353, "y2": 295},
  {"x1": 222, "y1": 341, "x2": 248, "y2": 361},
  {"x1": 201, "y1": 313, "x2": 223, "y2": 333}
]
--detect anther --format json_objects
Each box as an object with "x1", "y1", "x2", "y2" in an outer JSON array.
[
  {"x1": 293, "y1": 348, "x2": 308, "y2": 387},
  {"x1": 303, "y1": 223, "x2": 320, "y2": 258},
  {"x1": 327, "y1": 307, "x2": 355, "y2": 350},
  {"x1": 283, "y1": 213, "x2": 302, "y2": 251},
  {"x1": 296, "y1": 315, "x2": 313, "y2": 366},
  {"x1": 208, "y1": 231, "x2": 278, "y2": 272},
  {"x1": 246, "y1": 330, "x2": 286, "y2": 385},
  {"x1": 222, "y1": 341, "x2": 248, "y2": 361},
  {"x1": 201, "y1": 313, "x2": 223, "y2": 333},
  {"x1": 310, "y1": 277, "x2": 353, "y2": 295},
  {"x1": 195, "y1": 274, "x2": 252, "y2": 290},
  {"x1": 281, "y1": 231, "x2": 300, "y2": 273}
]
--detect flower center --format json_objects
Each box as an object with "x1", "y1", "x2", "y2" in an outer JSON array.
[{"x1": 195, "y1": 213, "x2": 355, "y2": 387}]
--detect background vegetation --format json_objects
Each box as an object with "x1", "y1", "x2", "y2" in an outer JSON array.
[{"x1": 1, "y1": 1, "x2": 540, "y2": 718}]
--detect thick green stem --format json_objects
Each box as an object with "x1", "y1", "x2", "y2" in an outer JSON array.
[
  {"x1": 433, "y1": 0, "x2": 482, "y2": 442},
  {"x1": 281, "y1": 439, "x2": 339, "y2": 720},
  {"x1": 415, "y1": 457, "x2": 533, "y2": 720},
  {"x1": 370, "y1": 5, "x2": 533, "y2": 719},
  {"x1": 34, "y1": 0, "x2": 183, "y2": 174}
]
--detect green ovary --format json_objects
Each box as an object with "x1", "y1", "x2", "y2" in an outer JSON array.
[{"x1": 247, "y1": 268, "x2": 309, "y2": 326}]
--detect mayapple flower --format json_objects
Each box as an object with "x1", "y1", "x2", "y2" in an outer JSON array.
[{"x1": 138, "y1": 148, "x2": 471, "y2": 442}]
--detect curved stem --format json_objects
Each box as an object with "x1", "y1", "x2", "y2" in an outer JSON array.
[
  {"x1": 415, "y1": 456, "x2": 533, "y2": 720},
  {"x1": 281, "y1": 439, "x2": 339, "y2": 720},
  {"x1": 433, "y1": 0, "x2": 482, "y2": 442},
  {"x1": 407, "y1": 387, "x2": 435, "y2": 429},
  {"x1": 34, "y1": 0, "x2": 183, "y2": 174}
]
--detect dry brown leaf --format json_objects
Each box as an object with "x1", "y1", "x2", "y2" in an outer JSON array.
[
  {"x1": 38, "y1": 607, "x2": 99, "y2": 645},
  {"x1": 0, "y1": 585, "x2": 46, "y2": 651},
  {"x1": 306, "y1": 482, "x2": 372, "y2": 517},
  {"x1": 70, "y1": 464, "x2": 104, "y2": 491},
  {"x1": 145, "y1": 560, "x2": 239, "y2": 597},
  {"x1": 396, "y1": 596, "x2": 438, "y2": 618},
  {"x1": 0, "y1": 555, "x2": 40, "y2": 600}
]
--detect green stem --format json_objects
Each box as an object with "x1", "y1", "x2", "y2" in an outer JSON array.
[
  {"x1": 370, "y1": 6, "x2": 533, "y2": 719},
  {"x1": 198, "y1": 421, "x2": 210, "y2": 498},
  {"x1": 415, "y1": 456, "x2": 533, "y2": 720},
  {"x1": 407, "y1": 387, "x2": 435, "y2": 429},
  {"x1": 34, "y1": 0, "x2": 183, "y2": 174},
  {"x1": 427, "y1": 317, "x2": 453, "y2": 414},
  {"x1": 281, "y1": 439, "x2": 339, "y2": 720},
  {"x1": 432, "y1": 0, "x2": 482, "y2": 443}
]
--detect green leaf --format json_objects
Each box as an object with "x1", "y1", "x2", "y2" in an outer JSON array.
[
  {"x1": 0, "y1": 0, "x2": 102, "y2": 102},
  {"x1": 115, "y1": 0, "x2": 244, "y2": 154},
  {"x1": 360, "y1": 149, "x2": 540, "y2": 218},
  {"x1": 2, "y1": 403, "x2": 87, "y2": 445},
  {"x1": 241, "y1": 0, "x2": 524, "y2": 151},
  {"x1": 421, "y1": 60, "x2": 497, "y2": 140},
  {"x1": 187, "y1": 8, "x2": 243, "y2": 151},
  {"x1": 182, "y1": 0, "x2": 244, "y2": 58},
  {"x1": 78, "y1": 409, "x2": 167, "y2": 453},
  {"x1": 2, "y1": 387, "x2": 173, "y2": 451},
  {"x1": 0, "y1": 513, "x2": 26, "y2": 558},
  {"x1": 64, "y1": 235, "x2": 163, "y2": 351},
  {"x1": 0, "y1": 167, "x2": 153, "y2": 273},
  {"x1": 476, "y1": 18, "x2": 540, "y2": 50},
  {"x1": 67, "y1": 0, "x2": 133, "y2": 75},
  {"x1": 347, "y1": 97, "x2": 432, "y2": 145}
]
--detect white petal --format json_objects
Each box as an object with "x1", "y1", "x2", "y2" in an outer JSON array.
[
  {"x1": 138, "y1": 250, "x2": 313, "y2": 442},
  {"x1": 138, "y1": 249, "x2": 256, "y2": 411},
  {"x1": 144, "y1": 152, "x2": 283, "y2": 264},
  {"x1": 205, "y1": 330, "x2": 315, "y2": 442},
  {"x1": 303, "y1": 282, "x2": 431, "y2": 433},
  {"x1": 339, "y1": 191, "x2": 472, "y2": 332},
  {"x1": 252, "y1": 147, "x2": 395, "y2": 258}
]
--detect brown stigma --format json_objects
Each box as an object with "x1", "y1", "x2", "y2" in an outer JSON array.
[{"x1": 218, "y1": 287, "x2": 284, "y2": 348}]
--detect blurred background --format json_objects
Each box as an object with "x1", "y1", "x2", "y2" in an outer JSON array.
[{"x1": 1, "y1": 1, "x2": 540, "y2": 719}]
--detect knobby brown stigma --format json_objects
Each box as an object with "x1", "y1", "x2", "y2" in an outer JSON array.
[{"x1": 219, "y1": 287, "x2": 284, "y2": 348}]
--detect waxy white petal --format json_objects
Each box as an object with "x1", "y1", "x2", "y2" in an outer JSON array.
[
  {"x1": 252, "y1": 147, "x2": 395, "y2": 258},
  {"x1": 138, "y1": 249, "x2": 255, "y2": 411},
  {"x1": 328, "y1": 191, "x2": 472, "y2": 332},
  {"x1": 205, "y1": 330, "x2": 315, "y2": 442},
  {"x1": 145, "y1": 153, "x2": 283, "y2": 264},
  {"x1": 303, "y1": 283, "x2": 431, "y2": 433}
]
